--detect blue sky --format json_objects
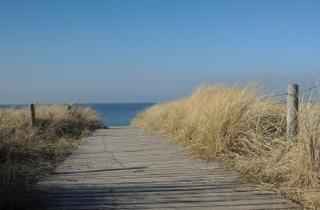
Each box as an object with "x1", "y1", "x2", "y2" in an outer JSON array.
[{"x1": 1, "y1": 0, "x2": 320, "y2": 104}]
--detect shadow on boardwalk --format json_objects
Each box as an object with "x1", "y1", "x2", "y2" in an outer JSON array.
[{"x1": 31, "y1": 181, "x2": 300, "y2": 210}]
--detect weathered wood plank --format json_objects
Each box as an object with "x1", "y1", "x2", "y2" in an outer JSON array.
[{"x1": 33, "y1": 127, "x2": 301, "y2": 209}]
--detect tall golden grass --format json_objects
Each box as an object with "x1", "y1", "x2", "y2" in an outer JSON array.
[
  {"x1": 0, "y1": 105, "x2": 103, "y2": 210},
  {"x1": 132, "y1": 85, "x2": 320, "y2": 209}
]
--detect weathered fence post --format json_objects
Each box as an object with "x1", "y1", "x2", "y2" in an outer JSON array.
[
  {"x1": 287, "y1": 84, "x2": 299, "y2": 140},
  {"x1": 66, "y1": 104, "x2": 72, "y2": 111},
  {"x1": 30, "y1": 103, "x2": 36, "y2": 127}
]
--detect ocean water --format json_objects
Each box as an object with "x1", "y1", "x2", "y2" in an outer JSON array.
[
  {"x1": 86, "y1": 103, "x2": 154, "y2": 127},
  {"x1": 0, "y1": 103, "x2": 154, "y2": 127}
]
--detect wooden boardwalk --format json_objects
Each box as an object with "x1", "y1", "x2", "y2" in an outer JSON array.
[{"x1": 34, "y1": 127, "x2": 301, "y2": 210}]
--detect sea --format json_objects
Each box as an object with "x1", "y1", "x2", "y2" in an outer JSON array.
[
  {"x1": 85, "y1": 103, "x2": 154, "y2": 127},
  {"x1": 0, "y1": 103, "x2": 155, "y2": 127}
]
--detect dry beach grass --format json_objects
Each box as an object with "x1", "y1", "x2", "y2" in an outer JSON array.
[
  {"x1": 133, "y1": 85, "x2": 320, "y2": 209},
  {"x1": 0, "y1": 105, "x2": 103, "y2": 210}
]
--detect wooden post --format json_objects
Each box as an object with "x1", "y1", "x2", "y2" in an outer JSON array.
[
  {"x1": 30, "y1": 103, "x2": 36, "y2": 127},
  {"x1": 287, "y1": 84, "x2": 299, "y2": 140},
  {"x1": 66, "y1": 104, "x2": 72, "y2": 111}
]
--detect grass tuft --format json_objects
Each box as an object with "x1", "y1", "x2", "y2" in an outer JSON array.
[
  {"x1": 133, "y1": 85, "x2": 320, "y2": 209},
  {"x1": 0, "y1": 105, "x2": 103, "y2": 210}
]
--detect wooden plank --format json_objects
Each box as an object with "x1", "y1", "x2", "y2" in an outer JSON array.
[{"x1": 33, "y1": 127, "x2": 301, "y2": 210}]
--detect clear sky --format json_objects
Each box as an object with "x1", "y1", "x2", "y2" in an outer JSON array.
[{"x1": 1, "y1": 0, "x2": 320, "y2": 104}]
